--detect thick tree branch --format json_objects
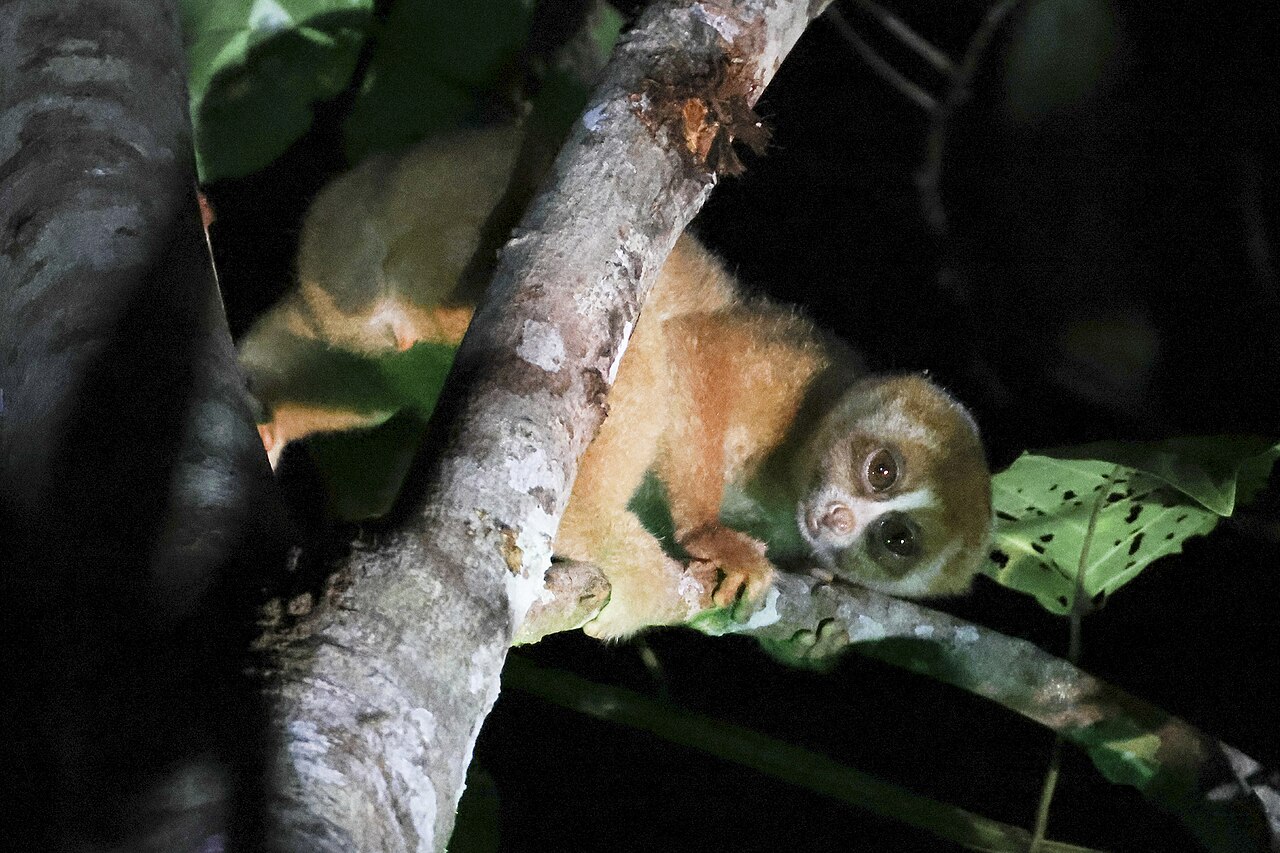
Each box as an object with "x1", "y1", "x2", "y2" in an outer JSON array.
[
  {"x1": 256, "y1": 1, "x2": 837, "y2": 850},
  {"x1": 696, "y1": 572, "x2": 1279, "y2": 852},
  {"x1": 0, "y1": 1, "x2": 279, "y2": 848}
]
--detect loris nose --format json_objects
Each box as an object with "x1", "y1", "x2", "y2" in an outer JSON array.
[{"x1": 811, "y1": 503, "x2": 855, "y2": 536}]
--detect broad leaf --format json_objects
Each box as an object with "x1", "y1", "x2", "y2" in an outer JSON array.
[
  {"x1": 304, "y1": 341, "x2": 457, "y2": 521},
  {"x1": 985, "y1": 438, "x2": 1279, "y2": 613},
  {"x1": 180, "y1": 0, "x2": 373, "y2": 181},
  {"x1": 341, "y1": 0, "x2": 536, "y2": 161}
]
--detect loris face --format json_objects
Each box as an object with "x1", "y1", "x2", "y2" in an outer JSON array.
[{"x1": 794, "y1": 375, "x2": 992, "y2": 598}]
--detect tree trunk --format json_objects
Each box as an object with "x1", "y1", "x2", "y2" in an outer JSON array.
[{"x1": 0, "y1": 1, "x2": 278, "y2": 848}]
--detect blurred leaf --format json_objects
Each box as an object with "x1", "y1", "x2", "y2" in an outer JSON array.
[
  {"x1": 251, "y1": 334, "x2": 401, "y2": 416},
  {"x1": 180, "y1": 0, "x2": 373, "y2": 181},
  {"x1": 307, "y1": 409, "x2": 428, "y2": 521},
  {"x1": 1004, "y1": 0, "x2": 1118, "y2": 121},
  {"x1": 503, "y1": 656, "x2": 1104, "y2": 853},
  {"x1": 587, "y1": 3, "x2": 625, "y2": 58},
  {"x1": 302, "y1": 341, "x2": 456, "y2": 521},
  {"x1": 378, "y1": 340, "x2": 458, "y2": 415},
  {"x1": 985, "y1": 438, "x2": 1280, "y2": 613},
  {"x1": 342, "y1": 0, "x2": 536, "y2": 161},
  {"x1": 1071, "y1": 718, "x2": 1163, "y2": 790}
]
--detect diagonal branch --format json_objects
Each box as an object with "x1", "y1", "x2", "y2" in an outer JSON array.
[
  {"x1": 827, "y1": 5, "x2": 938, "y2": 111},
  {"x1": 254, "y1": 1, "x2": 838, "y2": 850},
  {"x1": 849, "y1": 0, "x2": 955, "y2": 75},
  {"x1": 702, "y1": 572, "x2": 1279, "y2": 853}
]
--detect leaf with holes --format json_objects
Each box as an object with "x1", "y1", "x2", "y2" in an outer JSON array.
[{"x1": 984, "y1": 439, "x2": 1279, "y2": 614}]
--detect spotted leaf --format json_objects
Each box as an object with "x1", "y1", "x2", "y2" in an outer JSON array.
[{"x1": 985, "y1": 438, "x2": 1279, "y2": 614}]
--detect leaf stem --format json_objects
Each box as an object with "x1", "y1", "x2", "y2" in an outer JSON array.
[{"x1": 1029, "y1": 465, "x2": 1120, "y2": 851}]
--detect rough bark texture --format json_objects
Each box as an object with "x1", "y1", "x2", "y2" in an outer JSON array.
[
  {"x1": 711, "y1": 573, "x2": 1280, "y2": 852},
  {"x1": 0, "y1": 1, "x2": 277, "y2": 849},
  {"x1": 257, "y1": 1, "x2": 835, "y2": 850}
]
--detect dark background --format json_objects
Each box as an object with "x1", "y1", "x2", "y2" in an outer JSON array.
[{"x1": 208, "y1": 1, "x2": 1280, "y2": 850}]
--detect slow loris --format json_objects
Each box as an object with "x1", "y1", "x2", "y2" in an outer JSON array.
[{"x1": 237, "y1": 125, "x2": 993, "y2": 639}]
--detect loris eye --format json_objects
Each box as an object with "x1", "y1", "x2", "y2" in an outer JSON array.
[
  {"x1": 864, "y1": 448, "x2": 898, "y2": 492},
  {"x1": 874, "y1": 513, "x2": 920, "y2": 559}
]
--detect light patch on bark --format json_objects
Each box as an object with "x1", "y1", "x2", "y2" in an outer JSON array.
[
  {"x1": 505, "y1": 507, "x2": 557, "y2": 628},
  {"x1": 287, "y1": 720, "x2": 347, "y2": 787},
  {"x1": 502, "y1": 442, "x2": 556, "y2": 496},
  {"x1": 582, "y1": 102, "x2": 608, "y2": 132},
  {"x1": 741, "y1": 584, "x2": 782, "y2": 628},
  {"x1": 516, "y1": 319, "x2": 566, "y2": 372},
  {"x1": 386, "y1": 753, "x2": 436, "y2": 852},
  {"x1": 44, "y1": 54, "x2": 129, "y2": 83},
  {"x1": 606, "y1": 318, "x2": 634, "y2": 384},
  {"x1": 853, "y1": 612, "x2": 887, "y2": 641},
  {"x1": 692, "y1": 2, "x2": 745, "y2": 40}
]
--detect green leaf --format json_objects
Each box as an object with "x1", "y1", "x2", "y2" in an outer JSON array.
[
  {"x1": 587, "y1": 4, "x2": 625, "y2": 59},
  {"x1": 179, "y1": 0, "x2": 373, "y2": 181},
  {"x1": 1003, "y1": 0, "x2": 1118, "y2": 122},
  {"x1": 1053, "y1": 436, "x2": 1280, "y2": 516},
  {"x1": 377, "y1": 340, "x2": 458, "y2": 415},
  {"x1": 307, "y1": 410, "x2": 428, "y2": 521},
  {"x1": 300, "y1": 341, "x2": 456, "y2": 521},
  {"x1": 251, "y1": 335, "x2": 402, "y2": 417},
  {"x1": 342, "y1": 0, "x2": 535, "y2": 161},
  {"x1": 985, "y1": 438, "x2": 1279, "y2": 613}
]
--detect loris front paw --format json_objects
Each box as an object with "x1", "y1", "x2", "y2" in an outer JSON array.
[{"x1": 679, "y1": 525, "x2": 775, "y2": 614}]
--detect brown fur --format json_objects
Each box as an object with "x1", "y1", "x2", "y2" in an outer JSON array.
[
  {"x1": 238, "y1": 128, "x2": 992, "y2": 638},
  {"x1": 558, "y1": 239, "x2": 991, "y2": 637}
]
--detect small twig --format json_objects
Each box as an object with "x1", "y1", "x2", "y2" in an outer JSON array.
[
  {"x1": 1029, "y1": 739, "x2": 1066, "y2": 853},
  {"x1": 828, "y1": 6, "x2": 937, "y2": 112},
  {"x1": 850, "y1": 0, "x2": 955, "y2": 75},
  {"x1": 1070, "y1": 464, "x2": 1119, "y2": 623},
  {"x1": 919, "y1": 0, "x2": 1023, "y2": 234},
  {"x1": 1029, "y1": 465, "x2": 1117, "y2": 852}
]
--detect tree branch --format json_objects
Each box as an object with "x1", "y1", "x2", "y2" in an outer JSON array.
[
  {"x1": 827, "y1": 5, "x2": 938, "y2": 111},
  {"x1": 255, "y1": 1, "x2": 837, "y2": 849},
  {"x1": 0, "y1": 1, "x2": 280, "y2": 847},
  {"x1": 696, "y1": 572, "x2": 1279, "y2": 852}
]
